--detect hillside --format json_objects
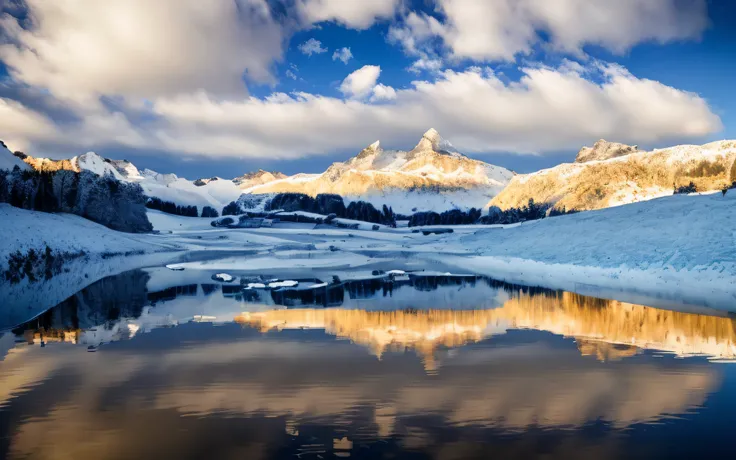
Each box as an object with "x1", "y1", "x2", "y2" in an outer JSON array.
[
  {"x1": 242, "y1": 129, "x2": 514, "y2": 213},
  {"x1": 0, "y1": 141, "x2": 29, "y2": 171},
  {"x1": 490, "y1": 140, "x2": 736, "y2": 211},
  {"x1": 17, "y1": 151, "x2": 243, "y2": 213}
]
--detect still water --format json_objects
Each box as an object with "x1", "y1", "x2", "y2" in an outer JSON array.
[{"x1": 1, "y1": 267, "x2": 736, "y2": 459}]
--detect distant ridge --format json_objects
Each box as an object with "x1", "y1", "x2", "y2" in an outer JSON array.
[{"x1": 491, "y1": 140, "x2": 736, "y2": 212}]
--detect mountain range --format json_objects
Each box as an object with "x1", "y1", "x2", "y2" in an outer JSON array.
[
  {"x1": 4, "y1": 133, "x2": 736, "y2": 217},
  {"x1": 5, "y1": 129, "x2": 515, "y2": 215}
]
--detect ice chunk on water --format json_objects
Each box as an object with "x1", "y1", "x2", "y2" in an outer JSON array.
[
  {"x1": 268, "y1": 280, "x2": 299, "y2": 288},
  {"x1": 212, "y1": 273, "x2": 234, "y2": 282}
]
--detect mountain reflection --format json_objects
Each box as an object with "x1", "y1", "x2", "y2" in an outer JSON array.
[
  {"x1": 1, "y1": 269, "x2": 734, "y2": 459},
  {"x1": 9, "y1": 270, "x2": 736, "y2": 365},
  {"x1": 235, "y1": 291, "x2": 736, "y2": 367}
]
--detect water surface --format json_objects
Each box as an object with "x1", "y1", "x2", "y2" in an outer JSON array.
[{"x1": 1, "y1": 267, "x2": 735, "y2": 459}]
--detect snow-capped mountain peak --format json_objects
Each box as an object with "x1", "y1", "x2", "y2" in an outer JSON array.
[
  {"x1": 409, "y1": 128, "x2": 458, "y2": 158},
  {"x1": 411, "y1": 128, "x2": 442, "y2": 153},
  {"x1": 11, "y1": 129, "x2": 515, "y2": 215},
  {"x1": 242, "y1": 129, "x2": 515, "y2": 213}
]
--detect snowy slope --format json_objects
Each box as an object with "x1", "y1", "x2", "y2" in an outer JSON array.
[
  {"x1": 0, "y1": 204, "x2": 186, "y2": 327},
  {"x1": 0, "y1": 143, "x2": 29, "y2": 171},
  {"x1": 436, "y1": 191, "x2": 736, "y2": 311}
]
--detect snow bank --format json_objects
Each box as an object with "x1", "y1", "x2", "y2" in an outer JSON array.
[
  {"x1": 147, "y1": 210, "x2": 216, "y2": 232},
  {"x1": 430, "y1": 192, "x2": 736, "y2": 311},
  {"x1": 0, "y1": 204, "x2": 185, "y2": 327},
  {"x1": 0, "y1": 145, "x2": 28, "y2": 171}
]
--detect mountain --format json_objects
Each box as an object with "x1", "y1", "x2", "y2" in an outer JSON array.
[
  {"x1": 241, "y1": 129, "x2": 514, "y2": 214},
  {"x1": 233, "y1": 169, "x2": 288, "y2": 189},
  {"x1": 11, "y1": 129, "x2": 513, "y2": 215},
  {"x1": 15, "y1": 151, "x2": 243, "y2": 213},
  {"x1": 490, "y1": 140, "x2": 736, "y2": 212}
]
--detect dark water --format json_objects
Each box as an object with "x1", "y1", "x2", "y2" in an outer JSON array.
[{"x1": 2, "y1": 267, "x2": 736, "y2": 459}]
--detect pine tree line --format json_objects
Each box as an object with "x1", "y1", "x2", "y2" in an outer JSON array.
[
  {"x1": 223, "y1": 192, "x2": 397, "y2": 226},
  {"x1": 408, "y1": 208, "x2": 482, "y2": 227},
  {"x1": 479, "y1": 199, "x2": 577, "y2": 225}
]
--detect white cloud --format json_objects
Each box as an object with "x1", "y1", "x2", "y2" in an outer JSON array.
[
  {"x1": 296, "y1": 0, "x2": 401, "y2": 29},
  {"x1": 332, "y1": 47, "x2": 353, "y2": 64},
  {"x1": 408, "y1": 58, "x2": 444, "y2": 74},
  {"x1": 0, "y1": 0, "x2": 720, "y2": 163},
  {"x1": 370, "y1": 84, "x2": 397, "y2": 102},
  {"x1": 339, "y1": 65, "x2": 382, "y2": 98},
  {"x1": 8, "y1": 60, "x2": 715, "y2": 159},
  {"x1": 0, "y1": 98, "x2": 57, "y2": 151},
  {"x1": 391, "y1": 0, "x2": 708, "y2": 61},
  {"x1": 0, "y1": 0, "x2": 285, "y2": 100},
  {"x1": 298, "y1": 38, "x2": 328, "y2": 56}
]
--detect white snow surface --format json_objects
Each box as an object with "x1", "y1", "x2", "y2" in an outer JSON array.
[
  {"x1": 2, "y1": 190, "x2": 735, "y2": 327},
  {"x1": 0, "y1": 146, "x2": 28, "y2": 171}
]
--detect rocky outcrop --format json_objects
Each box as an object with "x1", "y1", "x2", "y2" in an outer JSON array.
[
  {"x1": 575, "y1": 139, "x2": 638, "y2": 163},
  {"x1": 233, "y1": 169, "x2": 288, "y2": 190}
]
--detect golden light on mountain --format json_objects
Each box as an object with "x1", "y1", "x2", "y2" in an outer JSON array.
[{"x1": 236, "y1": 291, "x2": 736, "y2": 366}]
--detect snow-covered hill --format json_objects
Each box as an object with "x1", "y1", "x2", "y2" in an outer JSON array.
[
  {"x1": 491, "y1": 139, "x2": 736, "y2": 211},
  {"x1": 18, "y1": 151, "x2": 243, "y2": 213},
  {"x1": 0, "y1": 141, "x2": 29, "y2": 171},
  {"x1": 241, "y1": 129, "x2": 514, "y2": 214}
]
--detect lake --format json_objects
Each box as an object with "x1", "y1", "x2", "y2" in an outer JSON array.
[{"x1": 1, "y1": 265, "x2": 735, "y2": 459}]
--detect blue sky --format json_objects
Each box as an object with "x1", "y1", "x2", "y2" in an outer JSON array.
[{"x1": 0, "y1": 0, "x2": 733, "y2": 178}]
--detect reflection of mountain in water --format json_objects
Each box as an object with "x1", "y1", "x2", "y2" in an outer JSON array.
[
  {"x1": 236, "y1": 291, "x2": 736, "y2": 367},
  {"x1": 1, "y1": 270, "x2": 731, "y2": 457},
  {"x1": 9, "y1": 270, "x2": 736, "y2": 365}
]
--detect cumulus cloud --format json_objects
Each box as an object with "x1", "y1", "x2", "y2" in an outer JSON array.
[
  {"x1": 339, "y1": 65, "x2": 382, "y2": 98},
  {"x1": 370, "y1": 84, "x2": 397, "y2": 102},
  {"x1": 390, "y1": 0, "x2": 708, "y2": 61},
  {"x1": 0, "y1": 0, "x2": 399, "y2": 101},
  {"x1": 0, "y1": 0, "x2": 285, "y2": 100},
  {"x1": 298, "y1": 38, "x2": 327, "y2": 56},
  {"x1": 408, "y1": 58, "x2": 444, "y2": 74},
  {"x1": 0, "y1": 0, "x2": 720, "y2": 164},
  {"x1": 296, "y1": 0, "x2": 401, "y2": 29},
  {"x1": 5, "y1": 60, "x2": 717, "y2": 159},
  {"x1": 332, "y1": 47, "x2": 353, "y2": 64}
]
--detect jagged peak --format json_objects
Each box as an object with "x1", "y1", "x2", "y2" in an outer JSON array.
[
  {"x1": 409, "y1": 128, "x2": 461, "y2": 158},
  {"x1": 422, "y1": 128, "x2": 440, "y2": 143},
  {"x1": 351, "y1": 139, "x2": 384, "y2": 163}
]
